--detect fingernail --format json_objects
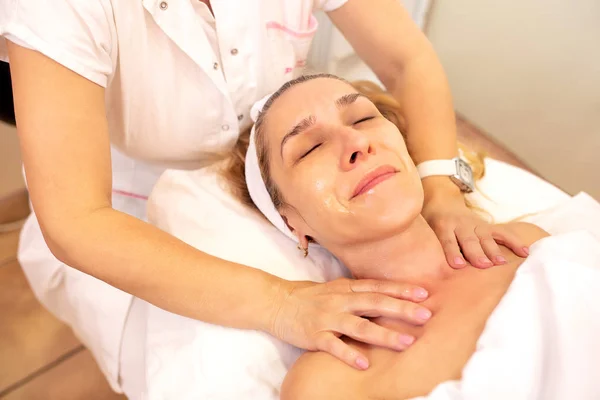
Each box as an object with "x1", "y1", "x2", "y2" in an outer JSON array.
[
  {"x1": 416, "y1": 308, "x2": 432, "y2": 321},
  {"x1": 479, "y1": 257, "x2": 493, "y2": 267},
  {"x1": 523, "y1": 247, "x2": 530, "y2": 256},
  {"x1": 413, "y1": 288, "x2": 428, "y2": 300},
  {"x1": 495, "y1": 255, "x2": 507, "y2": 264},
  {"x1": 399, "y1": 334, "x2": 415, "y2": 346},
  {"x1": 356, "y1": 357, "x2": 369, "y2": 370},
  {"x1": 454, "y1": 257, "x2": 466, "y2": 266}
]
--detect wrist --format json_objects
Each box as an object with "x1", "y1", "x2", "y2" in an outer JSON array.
[
  {"x1": 421, "y1": 176, "x2": 463, "y2": 206},
  {"x1": 261, "y1": 274, "x2": 294, "y2": 335}
]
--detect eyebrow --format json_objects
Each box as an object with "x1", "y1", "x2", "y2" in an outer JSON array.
[
  {"x1": 335, "y1": 92, "x2": 365, "y2": 108},
  {"x1": 280, "y1": 92, "x2": 367, "y2": 158}
]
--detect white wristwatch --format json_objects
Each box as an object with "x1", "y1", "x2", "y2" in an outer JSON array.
[{"x1": 416, "y1": 157, "x2": 475, "y2": 193}]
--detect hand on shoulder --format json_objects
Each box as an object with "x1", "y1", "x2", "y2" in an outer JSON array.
[{"x1": 499, "y1": 222, "x2": 550, "y2": 250}]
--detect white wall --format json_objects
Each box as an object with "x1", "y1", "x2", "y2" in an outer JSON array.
[{"x1": 427, "y1": 0, "x2": 600, "y2": 198}]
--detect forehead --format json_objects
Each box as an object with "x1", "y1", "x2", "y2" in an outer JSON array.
[{"x1": 264, "y1": 78, "x2": 358, "y2": 142}]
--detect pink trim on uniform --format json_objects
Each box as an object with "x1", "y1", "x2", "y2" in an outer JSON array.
[
  {"x1": 112, "y1": 189, "x2": 149, "y2": 200},
  {"x1": 266, "y1": 15, "x2": 318, "y2": 38}
]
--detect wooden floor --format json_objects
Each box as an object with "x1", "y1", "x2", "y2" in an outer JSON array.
[
  {"x1": 0, "y1": 230, "x2": 125, "y2": 399},
  {"x1": 0, "y1": 121, "x2": 126, "y2": 399}
]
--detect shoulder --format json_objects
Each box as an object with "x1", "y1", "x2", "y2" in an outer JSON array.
[
  {"x1": 281, "y1": 351, "x2": 366, "y2": 400},
  {"x1": 3, "y1": 0, "x2": 115, "y2": 31},
  {"x1": 503, "y1": 222, "x2": 550, "y2": 247},
  {"x1": 1, "y1": 0, "x2": 117, "y2": 87}
]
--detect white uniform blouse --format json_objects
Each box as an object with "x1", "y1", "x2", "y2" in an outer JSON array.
[{"x1": 0, "y1": 0, "x2": 348, "y2": 392}]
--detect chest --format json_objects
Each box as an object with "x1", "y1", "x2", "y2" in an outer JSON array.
[
  {"x1": 358, "y1": 263, "x2": 522, "y2": 399},
  {"x1": 105, "y1": 0, "x2": 320, "y2": 168}
]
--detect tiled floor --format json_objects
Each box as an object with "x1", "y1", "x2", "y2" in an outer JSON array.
[{"x1": 1, "y1": 122, "x2": 124, "y2": 398}]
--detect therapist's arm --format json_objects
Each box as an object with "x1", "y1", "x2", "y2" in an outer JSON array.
[
  {"x1": 7, "y1": 42, "x2": 433, "y2": 370},
  {"x1": 7, "y1": 42, "x2": 278, "y2": 329},
  {"x1": 328, "y1": 0, "x2": 529, "y2": 268}
]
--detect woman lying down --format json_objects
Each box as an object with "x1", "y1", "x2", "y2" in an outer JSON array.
[{"x1": 222, "y1": 74, "x2": 600, "y2": 399}]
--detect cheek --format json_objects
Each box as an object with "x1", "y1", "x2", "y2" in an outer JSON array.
[
  {"x1": 377, "y1": 124, "x2": 410, "y2": 155},
  {"x1": 282, "y1": 164, "x2": 350, "y2": 229},
  {"x1": 382, "y1": 135, "x2": 415, "y2": 175},
  {"x1": 399, "y1": 173, "x2": 424, "y2": 222},
  {"x1": 391, "y1": 135, "x2": 410, "y2": 158},
  {"x1": 302, "y1": 165, "x2": 345, "y2": 213},
  {"x1": 366, "y1": 180, "x2": 423, "y2": 239}
]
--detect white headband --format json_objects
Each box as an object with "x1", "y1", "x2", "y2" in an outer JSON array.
[{"x1": 245, "y1": 93, "x2": 298, "y2": 243}]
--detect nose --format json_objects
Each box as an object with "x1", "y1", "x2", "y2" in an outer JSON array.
[{"x1": 339, "y1": 128, "x2": 374, "y2": 171}]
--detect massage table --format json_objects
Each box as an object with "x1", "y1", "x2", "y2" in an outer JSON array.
[{"x1": 111, "y1": 114, "x2": 600, "y2": 399}]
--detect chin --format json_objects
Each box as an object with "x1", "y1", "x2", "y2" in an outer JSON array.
[
  {"x1": 348, "y1": 199, "x2": 421, "y2": 241},
  {"x1": 356, "y1": 180, "x2": 423, "y2": 213},
  {"x1": 383, "y1": 186, "x2": 422, "y2": 217},
  {"x1": 380, "y1": 205, "x2": 421, "y2": 230}
]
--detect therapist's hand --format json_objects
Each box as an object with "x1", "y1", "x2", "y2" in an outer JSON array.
[
  {"x1": 422, "y1": 192, "x2": 530, "y2": 268},
  {"x1": 269, "y1": 278, "x2": 431, "y2": 370}
]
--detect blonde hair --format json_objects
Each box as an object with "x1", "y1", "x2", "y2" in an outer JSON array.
[{"x1": 221, "y1": 77, "x2": 486, "y2": 212}]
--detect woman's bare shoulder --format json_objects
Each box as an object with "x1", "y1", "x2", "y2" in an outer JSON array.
[
  {"x1": 502, "y1": 222, "x2": 550, "y2": 247},
  {"x1": 281, "y1": 351, "x2": 369, "y2": 400}
]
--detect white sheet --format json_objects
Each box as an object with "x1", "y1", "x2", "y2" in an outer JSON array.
[
  {"x1": 465, "y1": 157, "x2": 571, "y2": 223},
  {"x1": 141, "y1": 165, "x2": 348, "y2": 400},
  {"x1": 125, "y1": 158, "x2": 594, "y2": 399},
  {"x1": 412, "y1": 229, "x2": 600, "y2": 400}
]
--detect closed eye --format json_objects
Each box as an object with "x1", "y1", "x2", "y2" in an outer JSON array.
[
  {"x1": 354, "y1": 116, "x2": 375, "y2": 125},
  {"x1": 299, "y1": 143, "x2": 322, "y2": 160}
]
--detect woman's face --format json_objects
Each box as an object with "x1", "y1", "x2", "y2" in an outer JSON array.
[{"x1": 262, "y1": 77, "x2": 424, "y2": 248}]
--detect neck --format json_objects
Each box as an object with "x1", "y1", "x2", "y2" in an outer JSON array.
[{"x1": 332, "y1": 216, "x2": 451, "y2": 289}]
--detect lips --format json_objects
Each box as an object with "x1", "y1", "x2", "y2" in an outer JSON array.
[{"x1": 351, "y1": 165, "x2": 398, "y2": 199}]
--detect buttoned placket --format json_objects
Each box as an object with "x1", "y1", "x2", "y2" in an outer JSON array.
[
  {"x1": 209, "y1": 1, "x2": 259, "y2": 129},
  {"x1": 143, "y1": 0, "x2": 241, "y2": 140},
  {"x1": 144, "y1": 0, "x2": 228, "y2": 92}
]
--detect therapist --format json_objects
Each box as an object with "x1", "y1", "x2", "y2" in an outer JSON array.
[{"x1": 0, "y1": 0, "x2": 526, "y2": 391}]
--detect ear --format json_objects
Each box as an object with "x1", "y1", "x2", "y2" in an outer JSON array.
[{"x1": 280, "y1": 208, "x2": 310, "y2": 248}]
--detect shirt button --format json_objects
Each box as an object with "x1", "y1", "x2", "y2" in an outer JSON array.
[
  {"x1": 237, "y1": 114, "x2": 243, "y2": 121},
  {"x1": 159, "y1": 1, "x2": 168, "y2": 10},
  {"x1": 213, "y1": 62, "x2": 219, "y2": 70},
  {"x1": 222, "y1": 124, "x2": 230, "y2": 131},
  {"x1": 230, "y1": 48, "x2": 239, "y2": 56}
]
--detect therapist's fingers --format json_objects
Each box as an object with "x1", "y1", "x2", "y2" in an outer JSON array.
[
  {"x1": 476, "y1": 226, "x2": 507, "y2": 265},
  {"x1": 272, "y1": 278, "x2": 431, "y2": 370},
  {"x1": 346, "y1": 279, "x2": 429, "y2": 302},
  {"x1": 316, "y1": 333, "x2": 371, "y2": 370},
  {"x1": 491, "y1": 226, "x2": 530, "y2": 258},
  {"x1": 456, "y1": 225, "x2": 494, "y2": 268},
  {"x1": 336, "y1": 314, "x2": 416, "y2": 352},
  {"x1": 345, "y1": 292, "x2": 432, "y2": 325},
  {"x1": 436, "y1": 229, "x2": 467, "y2": 269}
]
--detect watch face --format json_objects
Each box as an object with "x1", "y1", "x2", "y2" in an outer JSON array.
[
  {"x1": 459, "y1": 162, "x2": 473, "y2": 184},
  {"x1": 453, "y1": 158, "x2": 474, "y2": 192}
]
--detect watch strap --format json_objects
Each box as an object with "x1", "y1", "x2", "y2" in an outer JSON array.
[{"x1": 416, "y1": 159, "x2": 457, "y2": 179}]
